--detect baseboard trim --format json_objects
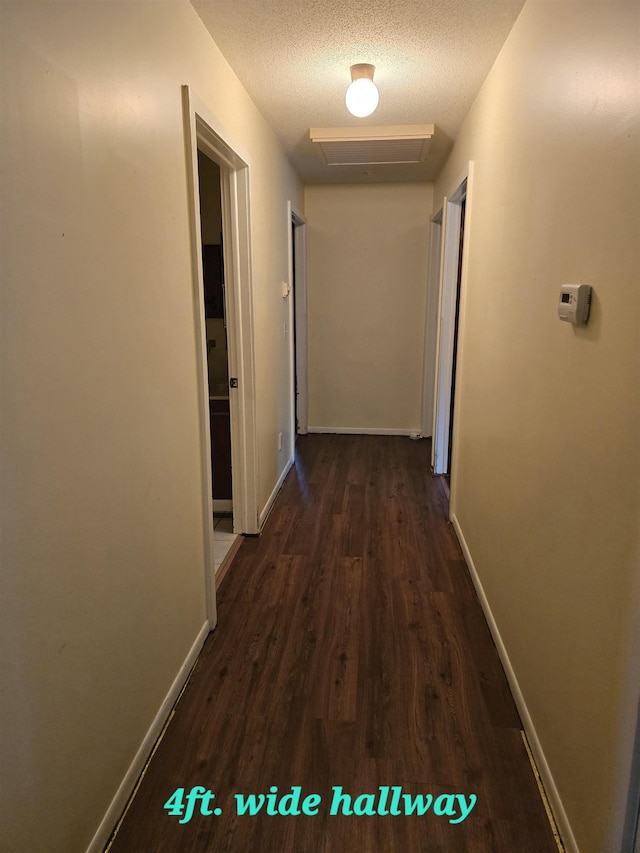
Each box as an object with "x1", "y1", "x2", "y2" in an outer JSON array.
[
  {"x1": 215, "y1": 535, "x2": 244, "y2": 590},
  {"x1": 213, "y1": 499, "x2": 233, "y2": 512},
  {"x1": 87, "y1": 620, "x2": 211, "y2": 853},
  {"x1": 307, "y1": 426, "x2": 420, "y2": 437},
  {"x1": 450, "y1": 513, "x2": 580, "y2": 853},
  {"x1": 259, "y1": 455, "x2": 294, "y2": 530}
]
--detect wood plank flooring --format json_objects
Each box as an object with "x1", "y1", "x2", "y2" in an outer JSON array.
[{"x1": 107, "y1": 434, "x2": 559, "y2": 853}]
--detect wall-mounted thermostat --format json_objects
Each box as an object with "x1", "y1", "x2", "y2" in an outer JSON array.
[{"x1": 558, "y1": 284, "x2": 592, "y2": 325}]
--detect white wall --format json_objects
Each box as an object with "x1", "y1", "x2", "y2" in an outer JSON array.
[
  {"x1": 434, "y1": 3, "x2": 640, "y2": 852},
  {"x1": 305, "y1": 183, "x2": 432, "y2": 434},
  {"x1": 0, "y1": 2, "x2": 302, "y2": 851}
]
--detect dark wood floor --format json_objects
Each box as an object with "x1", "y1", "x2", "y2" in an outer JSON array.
[{"x1": 107, "y1": 434, "x2": 559, "y2": 853}]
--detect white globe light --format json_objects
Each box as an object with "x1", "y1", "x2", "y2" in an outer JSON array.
[{"x1": 345, "y1": 78, "x2": 379, "y2": 118}]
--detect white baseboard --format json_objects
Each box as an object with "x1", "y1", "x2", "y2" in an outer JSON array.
[
  {"x1": 450, "y1": 513, "x2": 580, "y2": 853},
  {"x1": 307, "y1": 426, "x2": 420, "y2": 436},
  {"x1": 259, "y1": 455, "x2": 294, "y2": 529},
  {"x1": 213, "y1": 499, "x2": 233, "y2": 512},
  {"x1": 86, "y1": 620, "x2": 211, "y2": 853}
]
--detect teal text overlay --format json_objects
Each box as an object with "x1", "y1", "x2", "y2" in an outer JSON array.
[{"x1": 164, "y1": 786, "x2": 477, "y2": 825}]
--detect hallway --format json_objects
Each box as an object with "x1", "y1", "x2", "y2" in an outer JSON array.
[{"x1": 107, "y1": 434, "x2": 559, "y2": 852}]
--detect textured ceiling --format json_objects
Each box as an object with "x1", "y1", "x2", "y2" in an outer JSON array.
[{"x1": 190, "y1": 0, "x2": 526, "y2": 184}]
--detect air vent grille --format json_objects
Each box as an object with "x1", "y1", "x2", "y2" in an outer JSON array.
[{"x1": 310, "y1": 124, "x2": 434, "y2": 167}]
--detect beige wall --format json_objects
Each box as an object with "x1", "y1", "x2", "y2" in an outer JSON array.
[
  {"x1": 0, "y1": 2, "x2": 301, "y2": 852},
  {"x1": 435, "y1": 3, "x2": 640, "y2": 852},
  {"x1": 305, "y1": 183, "x2": 432, "y2": 433}
]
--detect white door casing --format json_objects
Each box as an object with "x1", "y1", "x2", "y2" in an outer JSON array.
[
  {"x1": 288, "y1": 203, "x2": 308, "y2": 441},
  {"x1": 421, "y1": 209, "x2": 443, "y2": 441},
  {"x1": 431, "y1": 164, "x2": 473, "y2": 515},
  {"x1": 182, "y1": 85, "x2": 260, "y2": 627}
]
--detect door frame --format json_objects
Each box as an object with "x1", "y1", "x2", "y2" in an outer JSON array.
[
  {"x1": 431, "y1": 163, "x2": 473, "y2": 509},
  {"x1": 182, "y1": 86, "x2": 259, "y2": 627},
  {"x1": 288, "y1": 203, "x2": 307, "y2": 440},
  {"x1": 421, "y1": 208, "x2": 443, "y2": 440}
]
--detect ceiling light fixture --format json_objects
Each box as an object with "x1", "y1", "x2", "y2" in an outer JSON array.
[{"x1": 345, "y1": 64, "x2": 379, "y2": 118}]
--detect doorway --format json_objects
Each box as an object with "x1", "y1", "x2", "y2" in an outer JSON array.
[
  {"x1": 446, "y1": 196, "x2": 466, "y2": 483},
  {"x1": 431, "y1": 165, "x2": 472, "y2": 501},
  {"x1": 288, "y1": 204, "x2": 307, "y2": 439},
  {"x1": 197, "y1": 151, "x2": 236, "y2": 569},
  {"x1": 421, "y1": 209, "x2": 443, "y2": 440},
  {"x1": 182, "y1": 86, "x2": 260, "y2": 627}
]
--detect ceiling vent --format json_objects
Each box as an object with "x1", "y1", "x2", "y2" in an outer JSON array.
[{"x1": 309, "y1": 124, "x2": 434, "y2": 167}]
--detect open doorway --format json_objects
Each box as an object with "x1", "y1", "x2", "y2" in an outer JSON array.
[
  {"x1": 288, "y1": 204, "x2": 307, "y2": 440},
  {"x1": 431, "y1": 165, "x2": 472, "y2": 501},
  {"x1": 197, "y1": 151, "x2": 236, "y2": 569},
  {"x1": 182, "y1": 86, "x2": 260, "y2": 626},
  {"x1": 421, "y1": 209, "x2": 443, "y2": 441},
  {"x1": 446, "y1": 196, "x2": 466, "y2": 484}
]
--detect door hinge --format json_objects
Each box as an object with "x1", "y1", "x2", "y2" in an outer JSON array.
[{"x1": 229, "y1": 378, "x2": 238, "y2": 388}]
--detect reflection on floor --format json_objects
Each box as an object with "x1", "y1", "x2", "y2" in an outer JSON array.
[{"x1": 213, "y1": 515, "x2": 237, "y2": 575}]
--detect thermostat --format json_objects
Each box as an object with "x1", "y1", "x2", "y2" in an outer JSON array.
[{"x1": 558, "y1": 284, "x2": 592, "y2": 325}]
